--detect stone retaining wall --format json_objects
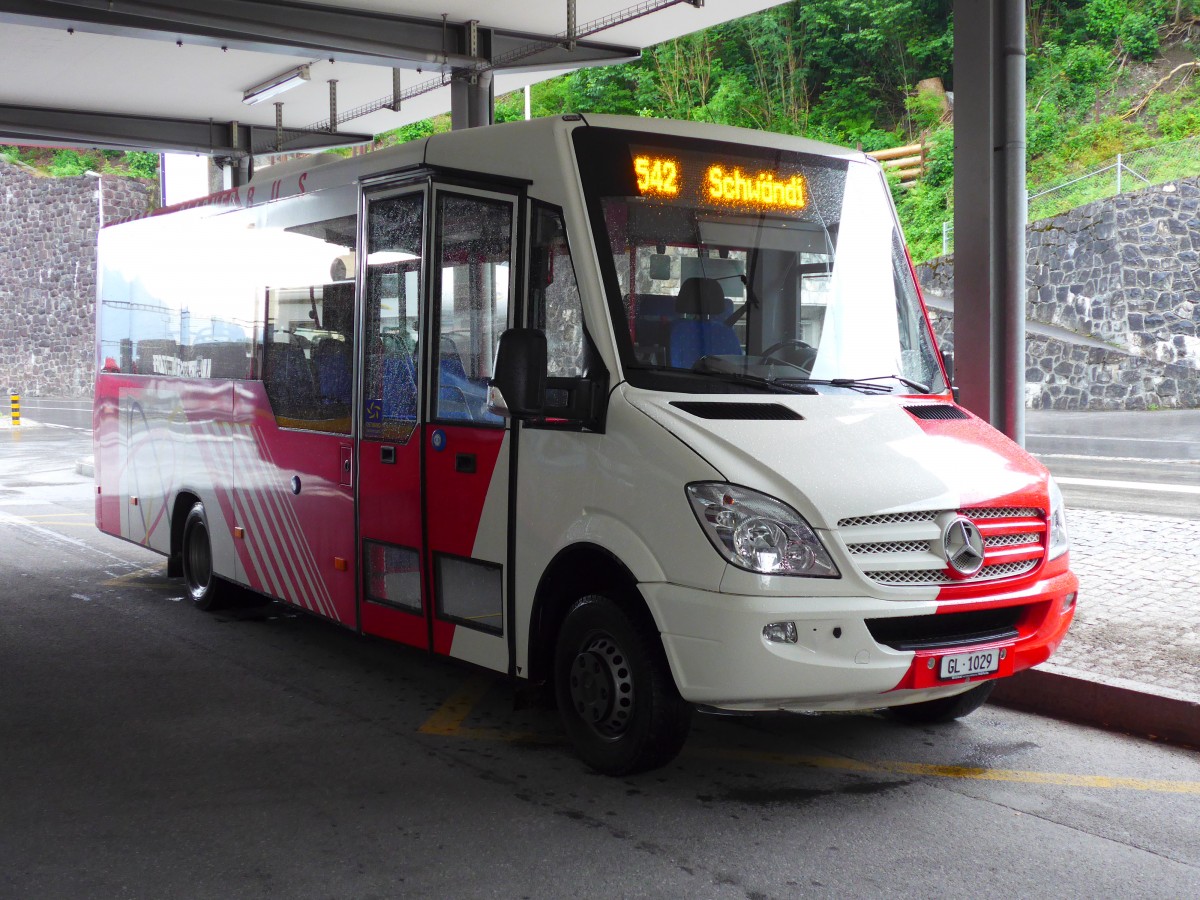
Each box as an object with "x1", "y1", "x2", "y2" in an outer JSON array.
[
  {"x1": 0, "y1": 159, "x2": 154, "y2": 399},
  {"x1": 918, "y1": 176, "x2": 1200, "y2": 410}
]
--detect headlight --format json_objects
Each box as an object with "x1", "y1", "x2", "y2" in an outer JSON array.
[
  {"x1": 1047, "y1": 476, "x2": 1070, "y2": 560},
  {"x1": 686, "y1": 482, "x2": 839, "y2": 577}
]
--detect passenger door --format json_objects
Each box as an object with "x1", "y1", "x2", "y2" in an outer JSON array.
[
  {"x1": 356, "y1": 186, "x2": 429, "y2": 647},
  {"x1": 423, "y1": 186, "x2": 518, "y2": 672},
  {"x1": 356, "y1": 182, "x2": 518, "y2": 675}
]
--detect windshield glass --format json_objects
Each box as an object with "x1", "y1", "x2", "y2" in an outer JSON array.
[{"x1": 573, "y1": 127, "x2": 945, "y2": 395}]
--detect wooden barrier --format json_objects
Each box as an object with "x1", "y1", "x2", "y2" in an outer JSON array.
[{"x1": 867, "y1": 142, "x2": 926, "y2": 186}]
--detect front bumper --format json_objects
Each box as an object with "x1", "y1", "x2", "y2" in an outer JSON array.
[{"x1": 641, "y1": 570, "x2": 1078, "y2": 712}]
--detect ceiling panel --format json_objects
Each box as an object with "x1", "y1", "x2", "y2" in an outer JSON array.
[{"x1": 0, "y1": 1, "x2": 786, "y2": 156}]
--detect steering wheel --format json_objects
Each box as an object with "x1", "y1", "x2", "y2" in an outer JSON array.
[
  {"x1": 761, "y1": 338, "x2": 814, "y2": 359},
  {"x1": 759, "y1": 338, "x2": 816, "y2": 376}
]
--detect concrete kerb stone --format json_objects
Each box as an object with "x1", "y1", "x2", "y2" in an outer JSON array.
[{"x1": 990, "y1": 663, "x2": 1200, "y2": 750}]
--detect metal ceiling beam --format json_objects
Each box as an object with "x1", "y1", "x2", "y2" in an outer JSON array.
[
  {"x1": 0, "y1": 103, "x2": 370, "y2": 156},
  {"x1": 0, "y1": 0, "x2": 640, "y2": 71}
]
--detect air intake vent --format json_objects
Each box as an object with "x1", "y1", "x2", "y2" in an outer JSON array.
[
  {"x1": 905, "y1": 404, "x2": 969, "y2": 421},
  {"x1": 670, "y1": 402, "x2": 803, "y2": 420}
]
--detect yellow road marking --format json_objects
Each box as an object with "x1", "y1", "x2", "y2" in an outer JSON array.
[
  {"x1": 22, "y1": 513, "x2": 91, "y2": 519},
  {"x1": 419, "y1": 679, "x2": 1200, "y2": 794},
  {"x1": 417, "y1": 676, "x2": 495, "y2": 736},
  {"x1": 706, "y1": 749, "x2": 1200, "y2": 795},
  {"x1": 101, "y1": 565, "x2": 171, "y2": 587}
]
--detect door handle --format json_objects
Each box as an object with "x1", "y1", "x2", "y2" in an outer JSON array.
[{"x1": 455, "y1": 453, "x2": 477, "y2": 474}]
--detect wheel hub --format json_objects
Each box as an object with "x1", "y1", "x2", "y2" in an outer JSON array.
[{"x1": 568, "y1": 634, "x2": 634, "y2": 738}]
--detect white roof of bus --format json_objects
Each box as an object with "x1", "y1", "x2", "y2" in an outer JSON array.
[{"x1": 125, "y1": 115, "x2": 873, "y2": 225}]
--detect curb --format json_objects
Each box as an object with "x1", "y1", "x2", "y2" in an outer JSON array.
[
  {"x1": 990, "y1": 665, "x2": 1200, "y2": 750},
  {"x1": 75, "y1": 456, "x2": 94, "y2": 478}
]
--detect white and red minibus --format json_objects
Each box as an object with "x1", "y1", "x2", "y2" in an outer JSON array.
[{"x1": 95, "y1": 114, "x2": 1078, "y2": 773}]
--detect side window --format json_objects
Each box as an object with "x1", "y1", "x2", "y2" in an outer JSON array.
[
  {"x1": 362, "y1": 193, "x2": 424, "y2": 443},
  {"x1": 98, "y1": 213, "x2": 257, "y2": 379},
  {"x1": 529, "y1": 204, "x2": 585, "y2": 378},
  {"x1": 259, "y1": 213, "x2": 358, "y2": 433},
  {"x1": 433, "y1": 193, "x2": 514, "y2": 425}
]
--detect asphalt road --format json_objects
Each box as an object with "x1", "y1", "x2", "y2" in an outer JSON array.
[
  {"x1": 1026, "y1": 409, "x2": 1200, "y2": 518},
  {"x1": 2, "y1": 421, "x2": 1199, "y2": 898}
]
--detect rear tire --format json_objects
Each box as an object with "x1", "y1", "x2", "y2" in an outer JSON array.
[
  {"x1": 181, "y1": 502, "x2": 229, "y2": 612},
  {"x1": 888, "y1": 681, "x2": 996, "y2": 725},
  {"x1": 554, "y1": 594, "x2": 692, "y2": 775}
]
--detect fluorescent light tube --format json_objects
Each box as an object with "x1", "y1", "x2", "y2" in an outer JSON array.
[{"x1": 243, "y1": 65, "x2": 310, "y2": 105}]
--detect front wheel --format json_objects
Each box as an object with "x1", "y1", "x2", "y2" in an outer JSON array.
[
  {"x1": 181, "y1": 502, "x2": 229, "y2": 611},
  {"x1": 554, "y1": 594, "x2": 692, "y2": 775},
  {"x1": 888, "y1": 681, "x2": 996, "y2": 725}
]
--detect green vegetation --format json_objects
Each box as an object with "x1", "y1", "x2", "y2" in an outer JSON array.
[
  {"x1": 0, "y1": 145, "x2": 161, "y2": 180},
  {"x1": 380, "y1": 0, "x2": 1200, "y2": 261}
]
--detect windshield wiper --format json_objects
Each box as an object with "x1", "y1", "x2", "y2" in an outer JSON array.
[
  {"x1": 682, "y1": 368, "x2": 818, "y2": 395},
  {"x1": 774, "y1": 375, "x2": 929, "y2": 395},
  {"x1": 852, "y1": 374, "x2": 933, "y2": 393}
]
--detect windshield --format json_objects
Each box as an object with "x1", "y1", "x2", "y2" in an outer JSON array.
[{"x1": 573, "y1": 127, "x2": 945, "y2": 396}]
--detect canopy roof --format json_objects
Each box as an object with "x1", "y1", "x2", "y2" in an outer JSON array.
[{"x1": 0, "y1": 1, "x2": 785, "y2": 157}]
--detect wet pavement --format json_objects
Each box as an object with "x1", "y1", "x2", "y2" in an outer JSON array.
[
  {"x1": 4, "y1": 405, "x2": 1199, "y2": 735},
  {"x1": 3, "y1": 418, "x2": 1199, "y2": 898}
]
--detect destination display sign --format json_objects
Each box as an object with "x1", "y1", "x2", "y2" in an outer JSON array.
[{"x1": 632, "y1": 149, "x2": 809, "y2": 213}]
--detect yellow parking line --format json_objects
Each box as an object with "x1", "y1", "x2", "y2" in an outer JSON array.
[
  {"x1": 22, "y1": 513, "x2": 90, "y2": 519},
  {"x1": 707, "y1": 749, "x2": 1200, "y2": 794},
  {"x1": 101, "y1": 565, "x2": 171, "y2": 587},
  {"x1": 417, "y1": 676, "x2": 494, "y2": 736},
  {"x1": 419, "y1": 679, "x2": 1200, "y2": 794}
]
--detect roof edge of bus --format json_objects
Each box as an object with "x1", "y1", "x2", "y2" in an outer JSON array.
[
  {"x1": 575, "y1": 113, "x2": 868, "y2": 162},
  {"x1": 247, "y1": 152, "x2": 343, "y2": 185}
]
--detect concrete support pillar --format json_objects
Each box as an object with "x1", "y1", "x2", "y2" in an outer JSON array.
[{"x1": 952, "y1": 0, "x2": 1027, "y2": 444}]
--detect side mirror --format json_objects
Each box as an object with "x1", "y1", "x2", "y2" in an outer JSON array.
[{"x1": 488, "y1": 328, "x2": 547, "y2": 419}]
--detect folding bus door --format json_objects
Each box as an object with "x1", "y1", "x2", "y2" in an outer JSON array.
[
  {"x1": 357, "y1": 187, "x2": 430, "y2": 647},
  {"x1": 422, "y1": 186, "x2": 518, "y2": 673}
]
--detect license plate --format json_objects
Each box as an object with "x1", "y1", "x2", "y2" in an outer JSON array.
[{"x1": 938, "y1": 648, "x2": 1000, "y2": 680}]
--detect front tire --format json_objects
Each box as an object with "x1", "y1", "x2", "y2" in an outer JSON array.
[
  {"x1": 888, "y1": 680, "x2": 996, "y2": 725},
  {"x1": 181, "y1": 502, "x2": 229, "y2": 611},
  {"x1": 554, "y1": 594, "x2": 692, "y2": 775}
]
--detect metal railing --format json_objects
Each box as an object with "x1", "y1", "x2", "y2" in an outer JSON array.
[{"x1": 938, "y1": 133, "x2": 1200, "y2": 256}]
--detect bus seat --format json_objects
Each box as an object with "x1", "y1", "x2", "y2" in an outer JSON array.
[
  {"x1": 634, "y1": 294, "x2": 676, "y2": 334},
  {"x1": 264, "y1": 342, "x2": 317, "y2": 415},
  {"x1": 313, "y1": 337, "x2": 352, "y2": 404},
  {"x1": 438, "y1": 337, "x2": 486, "y2": 421},
  {"x1": 383, "y1": 350, "x2": 417, "y2": 421},
  {"x1": 668, "y1": 277, "x2": 742, "y2": 368}
]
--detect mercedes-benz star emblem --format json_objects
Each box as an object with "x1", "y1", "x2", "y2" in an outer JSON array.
[{"x1": 942, "y1": 516, "x2": 986, "y2": 578}]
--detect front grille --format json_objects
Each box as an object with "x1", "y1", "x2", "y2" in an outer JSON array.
[
  {"x1": 839, "y1": 510, "x2": 938, "y2": 529},
  {"x1": 839, "y1": 506, "x2": 1047, "y2": 589},
  {"x1": 962, "y1": 506, "x2": 1041, "y2": 520},
  {"x1": 866, "y1": 606, "x2": 1023, "y2": 651},
  {"x1": 866, "y1": 559, "x2": 1039, "y2": 586}
]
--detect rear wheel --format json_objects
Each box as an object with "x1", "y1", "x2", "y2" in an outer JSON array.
[
  {"x1": 554, "y1": 594, "x2": 692, "y2": 775},
  {"x1": 888, "y1": 681, "x2": 996, "y2": 725},
  {"x1": 181, "y1": 502, "x2": 229, "y2": 611}
]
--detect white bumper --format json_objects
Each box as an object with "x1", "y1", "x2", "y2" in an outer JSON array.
[{"x1": 640, "y1": 582, "x2": 972, "y2": 712}]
